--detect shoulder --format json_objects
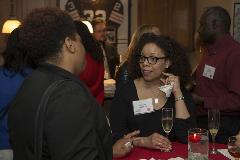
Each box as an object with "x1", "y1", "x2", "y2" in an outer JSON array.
[{"x1": 115, "y1": 80, "x2": 136, "y2": 96}]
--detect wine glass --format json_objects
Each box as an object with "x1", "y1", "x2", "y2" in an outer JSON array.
[
  {"x1": 208, "y1": 108, "x2": 220, "y2": 154},
  {"x1": 162, "y1": 108, "x2": 173, "y2": 139},
  {"x1": 228, "y1": 136, "x2": 240, "y2": 160}
]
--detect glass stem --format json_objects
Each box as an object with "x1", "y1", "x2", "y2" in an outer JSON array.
[
  {"x1": 166, "y1": 133, "x2": 169, "y2": 139},
  {"x1": 212, "y1": 135, "x2": 216, "y2": 151}
]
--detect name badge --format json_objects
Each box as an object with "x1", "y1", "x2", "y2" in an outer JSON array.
[
  {"x1": 132, "y1": 98, "x2": 154, "y2": 115},
  {"x1": 203, "y1": 64, "x2": 215, "y2": 79}
]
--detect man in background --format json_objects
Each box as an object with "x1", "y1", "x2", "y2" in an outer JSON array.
[
  {"x1": 92, "y1": 18, "x2": 119, "y2": 79},
  {"x1": 194, "y1": 6, "x2": 240, "y2": 144}
]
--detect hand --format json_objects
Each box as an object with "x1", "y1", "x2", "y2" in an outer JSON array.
[
  {"x1": 161, "y1": 72, "x2": 182, "y2": 97},
  {"x1": 134, "y1": 132, "x2": 172, "y2": 151},
  {"x1": 236, "y1": 131, "x2": 240, "y2": 146},
  {"x1": 113, "y1": 130, "x2": 140, "y2": 158}
]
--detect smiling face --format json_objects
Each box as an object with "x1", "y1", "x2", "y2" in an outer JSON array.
[{"x1": 139, "y1": 43, "x2": 170, "y2": 82}]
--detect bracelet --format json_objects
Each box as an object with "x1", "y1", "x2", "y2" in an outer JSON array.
[{"x1": 175, "y1": 96, "x2": 184, "y2": 102}]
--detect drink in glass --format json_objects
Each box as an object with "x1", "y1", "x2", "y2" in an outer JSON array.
[
  {"x1": 188, "y1": 128, "x2": 209, "y2": 160},
  {"x1": 162, "y1": 108, "x2": 173, "y2": 138},
  {"x1": 208, "y1": 109, "x2": 220, "y2": 154}
]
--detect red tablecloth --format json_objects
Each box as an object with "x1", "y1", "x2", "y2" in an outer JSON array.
[{"x1": 113, "y1": 142, "x2": 228, "y2": 160}]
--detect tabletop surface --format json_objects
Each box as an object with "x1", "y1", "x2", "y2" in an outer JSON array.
[{"x1": 113, "y1": 142, "x2": 228, "y2": 160}]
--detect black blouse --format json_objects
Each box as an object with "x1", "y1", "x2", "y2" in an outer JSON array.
[{"x1": 110, "y1": 80, "x2": 196, "y2": 144}]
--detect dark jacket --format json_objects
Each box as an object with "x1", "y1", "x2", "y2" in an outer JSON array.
[
  {"x1": 8, "y1": 63, "x2": 112, "y2": 160},
  {"x1": 115, "y1": 61, "x2": 131, "y2": 89}
]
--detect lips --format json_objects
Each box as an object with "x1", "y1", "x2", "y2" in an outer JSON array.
[{"x1": 142, "y1": 69, "x2": 152, "y2": 76}]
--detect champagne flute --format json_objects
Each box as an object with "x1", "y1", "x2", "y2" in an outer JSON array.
[
  {"x1": 162, "y1": 108, "x2": 173, "y2": 139},
  {"x1": 208, "y1": 108, "x2": 220, "y2": 154},
  {"x1": 228, "y1": 136, "x2": 240, "y2": 160}
]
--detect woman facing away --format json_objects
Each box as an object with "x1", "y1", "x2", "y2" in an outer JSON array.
[
  {"x1": 7, "y1": 8, "x2": 111, "y2": 160},
  {"x1": 110, "y1": 33, "x2": 196, "y2": 153},
  {"x1": 0, "y1": 28, "x2": 33, "y2": 160},
  {"x1": 115, "y1": 24, "x2": 161, "y2": 87},
  {"x1": 74, "y1": 21, "x2": 105, "y2": 105}
]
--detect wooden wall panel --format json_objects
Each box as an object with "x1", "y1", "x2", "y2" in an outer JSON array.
[{"x1": 138, "y1": 0, "x2": 195, "y2": 51}]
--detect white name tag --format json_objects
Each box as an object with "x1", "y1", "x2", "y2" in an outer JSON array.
[
  {"x1": 203, "y1": 64, "x2": 215, "y2": 79},
  {"x1": 132, "y1": 98, "x2": 154, "y2": 115}
]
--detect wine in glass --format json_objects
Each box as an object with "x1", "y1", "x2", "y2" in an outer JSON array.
[
  {"x1": 208, "y1": 108, "x2": 220, "y2": 154},
  {"x1": 228, "y1": 136, "x2": 240, "y2": 160},
  {"x1": 162, "y1": 108, "x2": 173, "y2": 138}
]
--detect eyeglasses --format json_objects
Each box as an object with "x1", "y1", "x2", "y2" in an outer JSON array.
[
  {"x1": 138, "y1": 55, "x2": 168, "y2": 65},
  {"x1": 94, "y1": 29, "x2": 107, "y2": 33}
]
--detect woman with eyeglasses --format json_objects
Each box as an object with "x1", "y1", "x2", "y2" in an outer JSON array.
[{"x1": 110, "y1": 33, "x2": 196, "y2": 154}]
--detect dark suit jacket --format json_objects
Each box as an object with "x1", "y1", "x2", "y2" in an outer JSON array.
[
  {"x1": 8, "y1": 63, "x2": 112, "y2": 160},
  {"x1": 103, "y1": 42, "x2": 119, "y2": 79}
]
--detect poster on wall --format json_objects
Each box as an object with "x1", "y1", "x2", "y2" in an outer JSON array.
[
  {"x1": 59, "y1": 0, "x2": 130, "y2": 56},
  {"x1": 233, "y1": 3, "x2": 240, "y2": 42}
]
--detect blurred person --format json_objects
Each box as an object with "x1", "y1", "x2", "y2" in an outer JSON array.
[
  {"x1": 110, "y1": 33, "x2": 196, "y2": 151},
  {"x1": 91, "y1": 18, "x2": 119, "y2": 79},
  {"x1": 75, "y1": 21, "x2": 105, "y2": 105},
  {"x1": 194, "y1": 6, "x2": 240, "y2": 144},
  {"x1": 115, "y1": 24, "x2": 161, "y2": 87},
  {"x1": 7, "y1": 8, "x2": 112, "y2": 160},
  {"x1": 0, "y1": 28, "x2": 33, "y2": 160}
]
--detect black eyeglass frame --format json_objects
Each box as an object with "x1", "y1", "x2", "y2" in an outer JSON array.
[{"x1": 137, "y1": 55, "x2": 168, "y2": 65}]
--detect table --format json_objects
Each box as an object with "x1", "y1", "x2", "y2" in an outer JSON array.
[{"x1": 113, "y1": 142, "x2": 228, "y2": 160}]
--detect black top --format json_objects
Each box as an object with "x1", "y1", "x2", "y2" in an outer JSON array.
[
  {"x1": 8, "y1": 63, "x2": 112, "y2": 160},
  {"x1": 110, "y1": 80, "x2": 196, "y2": 144}
]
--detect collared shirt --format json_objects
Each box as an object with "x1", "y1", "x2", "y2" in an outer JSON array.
[
  {"x1": 101, "y1": 44, "x2": 111, "y2": 79},
  {"x1": 195, "y1": 34, "x2": 240, "y2": 115}
]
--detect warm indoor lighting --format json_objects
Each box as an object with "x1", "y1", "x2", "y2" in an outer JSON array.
[
  {"x1": 2, "y1": 0, "x2": 21, "y2": 33},
  {"x1": 2, "y1": 19, "x2": 21, "y2": 33},
  {"x1": 82, "y1": 20, "x2": 93, "y2": 33}
]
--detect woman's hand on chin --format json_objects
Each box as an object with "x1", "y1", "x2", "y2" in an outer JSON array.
[{"x1": 161, "y1": 72, "x2": 182, "y2": 97}]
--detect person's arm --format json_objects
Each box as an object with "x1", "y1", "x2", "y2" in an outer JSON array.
[
  {"x1": 236, "y1": 131, "x2": 240, "y2": 146},
  {"x1": 174, "y1": 91, "x2": 197, "y2": 143},
  {"x1": 110, "y1": 85, "x2": 129, "y2": 143},
  {"x1": 162, "y1": 72, "x2": 190, "y2": 119},
  {"x1": 45, "y1": 83, "x2": 111, "y2": 160},
  {"x1": 161, "y1": 72, "x2": 197, "y2": 143},
  {"x1": 113, "y1": 130, "x2": 140, "y2": 158},
  {"x1": 132, "y1": 133, "x2": 172, "y2": 151}
]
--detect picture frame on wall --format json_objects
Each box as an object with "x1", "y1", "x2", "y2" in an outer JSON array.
[
  {"x1": 58, "y1": 0, "x2": 131, "y2": 55},
  {"x1": 233, "y1": 3, "x2": 240, "y2": 43}
]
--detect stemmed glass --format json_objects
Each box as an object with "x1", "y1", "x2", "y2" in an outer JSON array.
[
  {"x1": 208, "y1": 108, "x2": 220, "y2": 154},
  {"x1": 162, "y1": 108, "x2": 173, "y2": 139},
  {"x1": 228, "y1": 136, "x2": 240, "y2": 160}
]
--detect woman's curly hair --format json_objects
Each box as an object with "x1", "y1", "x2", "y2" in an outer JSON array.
[
  {"x1": 74, "y1": 21, "x2": 103, "y2": 63},
  {"x1": 128, "y1": 33, "x2": 191, "y2": 87},
  {"x1": 20, "y1": 8, "x2": 77, "y2": 65},
  {"x1": 3, "y1": 28, "x2": 35, "y2": 76}
]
